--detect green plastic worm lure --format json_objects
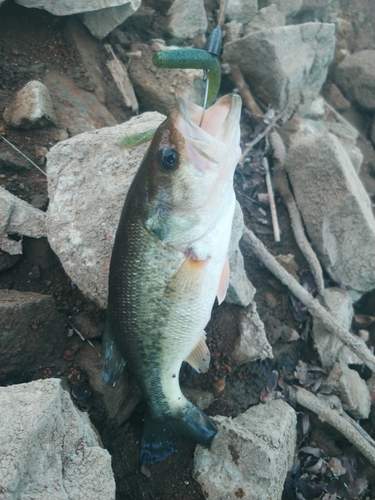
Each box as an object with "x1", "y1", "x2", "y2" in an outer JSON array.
[{"x1": 117, "y1": 27, "x2": 222, "y2": 148}]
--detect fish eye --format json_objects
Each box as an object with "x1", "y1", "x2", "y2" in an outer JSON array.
[{"x1": 157, "y1": 147, "x2": 178, "y2": 171}]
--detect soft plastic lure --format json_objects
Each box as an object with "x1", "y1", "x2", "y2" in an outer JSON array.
[{"x1": 117, "y1": 27, "x2": 222, "y2": 148}]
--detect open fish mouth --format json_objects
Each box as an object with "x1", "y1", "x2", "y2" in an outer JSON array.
[{"x1": 173, "y1": 93, "x2": 242, "y2": 164}]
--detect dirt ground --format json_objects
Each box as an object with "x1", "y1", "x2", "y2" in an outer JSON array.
[{"x1": 1, "y1": 1, "x2": 375, "y2": 499}]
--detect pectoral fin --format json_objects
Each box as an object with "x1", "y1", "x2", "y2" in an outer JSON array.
[
  {"x1": 217, "y1": 257, "x2": 230, "y2": 305},
  {"x1": 185, "y1": 331, "x2": 211, "y2": 373},
  {"x1": 101, "y1": 320, "x2": 126, "y2": 388},
  {"x1": 166, "y1": 256, "x2": 207, "y2": 298}
]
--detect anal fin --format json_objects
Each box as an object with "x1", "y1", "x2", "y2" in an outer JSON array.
[
  {"x1": 101, "y1": 320, "x2": 126, "y2": 388},
  {"x1": 185, "y1": 331, "x2": 211, "y2": 373}
]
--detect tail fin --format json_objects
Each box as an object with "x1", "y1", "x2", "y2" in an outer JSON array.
[{"x1": 140, "y1": 401, "x2": 217, "y2": 465}]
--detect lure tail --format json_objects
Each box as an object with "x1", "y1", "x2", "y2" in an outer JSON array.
[{"x1": 140, "y1": 401, "x2": 217, "y2": 465}]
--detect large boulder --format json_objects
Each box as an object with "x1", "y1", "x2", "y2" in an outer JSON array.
[
  {"x1": 167, "y1": 0, "x2": 207, "y2": 42},
  {"x1": 224, "y1": 23, "x2": 335, "y2": 114},
  {"x1": 194, "y1": 399, "x2": 296, "y2": 500},
  {"x1": 335, "y1": 50, "x2": 375, "y2": 111},
  {"x1": 286, "y1": 132, "x2": 375, "y2": 292},
  {"x1": 0, "y1": 378, "x2": 115, "y2": 499}
]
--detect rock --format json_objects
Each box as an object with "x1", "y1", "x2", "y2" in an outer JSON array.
[
  {"x1": 305, "y1": 95, "x2": 325, "y2": 119},
  {"x1": 80, "y1": 0, "x2": 141, "y2": 40},
  {"x1": 323, "y1": 83, "x2": 351, "y2": 111},
  {"x1": 224, "y1": 23, "x2": 335, "y2": 114},
  {"x1": 0, "y1": 378, "x2": 115, "y2": 499},
  {"x1": 286, "y1": 133, "x2": 375, "y2": 292},
  {"x1": 371, "y1": 116, "x2": 375, "y2": 147},
  {"x1": 244, "y1": 4, "x2": 285, "y2": 35},
  {"x1": 128, "y1": 44, "x2": 206, "y2": 115},
  {"x1": 181, "y1": 387, "x2": 214, "y2": 410},
  {"x1": 260, "y1": 0, "x2": 302, "y2": 18},
  {"x1": 167, "y1": 0, "x2": 207, "y2": 43},
  {"x1": 300, "y1": 0, "x2": 332, "y2": 13},
  {"x1": 225, "y1": 0, "x2": 258, "y2": 24},
  {"x1": 231, "y1": 302, "x2": 273, "y2": 366},
  {"x1": 194, "y1": 399, "x2": 296, "y2": 500},
  {"x1": 312, "y1": 287, "x2": 363, "y2": 369},
  {"x1": 0, "y1": 250, "x2": 21, "y2": 272},
  {"x1": 0, "y1": 290, "x2": 67, "y2": 383},
  {"x1": 44, "y1": 70, "x2": 117, "y2": 136},
  {"x1": 0, "y1": 146, "x2": 35, "y2": 172},
  {"x1": 335, "y1": 50, "x2": 375, "y2": 111},
  {"x1": 326, "y1": 362, "x2": 371, "y2": 419},
  {"x1": 75, "y1": 343, "x2": 140, "y2": 426},
  {"x1": 0, "y1": 185, "x2": 46, "y2": 255},
  {"x1": 223, "y1": 21, "x2": 243, "y2": 43},
  {"x1": 46, "y1": 112, "x2": 165, "y2": 308},
  {"x1": 3, "y1": 80, "x2": 57, "y2": 129},
  {"x1": 15, "y1": 0, "x2": 136, "y2": 16}
]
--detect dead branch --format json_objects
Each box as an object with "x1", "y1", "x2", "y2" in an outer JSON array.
[
  {"x1": 217, "y1": 0, "x2": 227, "y2": 28},
  {"x1": 263, "y1": 157, "x2": 280, "y2": 242},
  {"x1": 293, "y1": 386, "x2": 375, "y2": 467},
  {"x1": 270, "y1": 131, "x2": 325, "y2": 296},
  {"x1": 242, "y1": 226, "x2": 375, "y2": 372},
  {"x1": 105, "y1": 44, "x2": 138, "y2": 113},
  {"x1": 228, "y1": 65, "x2": 263, "y2": 119}
]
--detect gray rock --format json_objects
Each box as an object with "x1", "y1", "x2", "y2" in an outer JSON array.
[
  {"x1": 0, "y1": 185, "x2": 46, "y2": 255},
  {"x1": 15, "y1": 0, "x2": 136, "y2": 15},
  {"x1": 46, "y1": 112, "x2": 165, "y2": 308},
  {"x1": 260, "y1": 0, "x2": 302, "y2": 17},
  {"x1": 286, "y1": 133, "x2": 375, "y2": 292},
  {"x1": 225, "y1": 0, "x2": 258, "y2": 24},
  {"x1": 3, "y1": 80, "x2": 57, "y2": 129},
  {"x1": 312, "y1": 287, "x2": 362, "y2": 369},
  {"x1": 224, "y1": 23, "x2": 335, "y2": 114},
  {"x1": 167, "y1": 0, "x2": 207, "y2": 42},
  {"x1": 335, "y1": 50, "x2": 375, "y2": 111},
  {"x1": 44, "y1": 70, "x2": 117, "y2": 137},
  {"x1": 0, "y1": 378, "x2": 115, "y2": 499},
  {"x1": 244, "y1": 4, "x2": 285, "y2": 35},
  {"x1": 0, "y1": 290, "x2": 67, "y2": 383},
  {"x1": 231, "y1": 301, "x2": 273, "y2": 365},
  {"x1": 223, "y1": 21, "x2": 244, "y2": 43},
  {"x1": 194, "y1": 399, "x2": 296, "y2": 500},
  {"x1": 80, "y1": 0, "x2": 141, "y2": 40},
  {"x1": 372, "y1": 116, "x2": 375, "y2": 147},
  {"x1": 326, "y1": 362, "x2": 371, "y2": 419},
  {"x1": 181, "y1": 387, "x2": 214, "y2": 410},
  {"x1": 128, "y1": 44, "x2": 206, "y2": 115},
  {"x1": 324, "y1": 83, "x2": 351, "y2": 111}
]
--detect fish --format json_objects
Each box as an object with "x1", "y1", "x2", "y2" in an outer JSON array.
[{"x1": 101, "y1": 92, "x2": 242, "y2": 465}]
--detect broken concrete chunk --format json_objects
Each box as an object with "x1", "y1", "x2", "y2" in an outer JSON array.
[
  {"x1": 225, "y1": 0, "x2": 258, "y2": 24},
  {"x1": 287, "y1": 133, "x2": 375, "y2": 292},
  {"x1": 0, "y1": 289, "x2": 67, "y2": 383},
  {"x1": 0, "y1": 185, "x2": 46, "y2": 255},
  {"x1": 46, "y1": 112, "x2": 165, "y2": 308},
  {"x1": 335, "y1": 50, "x2": 375, "y2": 111},
  {"x1": 3, "y1": 80, "x2": 57, "y2": 129},
  {"x1": 167, "y1": 0, "x2": 207, "y2": 42},
  {"x1": 80, "y1": 0, "x2": 141, "y2": 40},
  {"x1": 326, "y1": 362, "x2": 371, "y2": 420},
  {"x1": 224, "y1": 23, "x2": 335, "y2": 114},
  {"x1": 0, "y1": 378, "x2": 115, "y2": 499},
  {"x1": 128, "y1": 44, "x2": 205, "y2": 115},
  {"x1": 194, "y1": 399, "x2": 296, "y2": 500},
  {"x1": 231, "y1": 301, "x2": 273, "y2": 366}
]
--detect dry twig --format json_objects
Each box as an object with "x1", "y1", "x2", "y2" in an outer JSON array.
[
  {"x1": 228, "y1": 64, "x2": 263, "y2": 119},
  {"x1": 263, "y1": 157, "x2": 280, "y2": 242},
  {"x1": 242, "y1": 226, "x2": 375, "y2": 372},
  {"x1": 270, "y1": 131, "x2": 325, "y2": 296},
  {"x1": 105, "y1": 44, "x2": 138, "y2": 113},
  {"x1": 293, "y1": 385, "x2": 375, "y2": 467}
]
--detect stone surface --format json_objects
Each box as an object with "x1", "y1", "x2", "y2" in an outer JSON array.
[
  {"x1": 326, "y1": 362, "x2": 371, "y2": 420},
  {"x1": 15, "y1": 0, "x2": 136, "y2": 15},
  {"x1": 323, "y1": 83, "x2": 351, "y2": 111},
  {"x1": 244, "y1": 4, "x2": 285, "y2": 35},
  {"x1": 225, "y1": 0, "x2": 258, "y2": 24},
  {"x1": 80, "y1": 0, "x2": 141, "y2": 40},
  {"x1": 286, "y1": 132, "x2": 375, "y2": 292},
  {"x1": 46, "y1": 112, "x2": 165, "y2": 308},
  {"x1": 3, "y1": 80, "x2": 57, "y2": 129},
  {"x1": 231, "y1": 301, "x2": 273, "y2": 365},
  {"x1": 0, "y1": 378, "x2": 115, "y2": 499},
  {"x1": 224, "y1": 23, "x2": 335, "y2": 114},
  {"x1": 44, "y1": 70, "x2": 117, "y2": 136},
  {"x1": 0, "y1": 290, "x2": 67, "y2": 383},
  {"x1": 167, "y1": 0, "x2": 207, "y2": 41},
  {"x1": 260, "y1": 0, "x2": 302, "y2": 17},
  {"x1": 128, "y1": 44, "x2": 206, "y2": 115},
  {"x1": 0, "y1": 185, "x2": 46, "y2": 255},
  {"x1": 194, "y1": 399, "x2": 296, "y2": 500},
  {"x1": 371, "y1": 115, "x2": 375, "y2": 147},
  {"x1": 335, "y1": 50, "x2": 375, "y2": 111},
  {"x1": 312, "y1": 287, "x2": 362, "y2": 369}
]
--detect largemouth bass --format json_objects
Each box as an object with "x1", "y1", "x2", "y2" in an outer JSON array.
[{"x1": 102, "y1": 93, "x2": 242, "y2": 465}]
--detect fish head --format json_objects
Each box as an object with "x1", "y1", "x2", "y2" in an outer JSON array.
[{"x1": 143, "y1": 93, "x2": 242, "y2": 246}]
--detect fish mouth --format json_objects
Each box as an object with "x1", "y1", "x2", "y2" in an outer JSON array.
[{"x1": 173, "y1": 93, "x2": 242, "y2": 164}]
